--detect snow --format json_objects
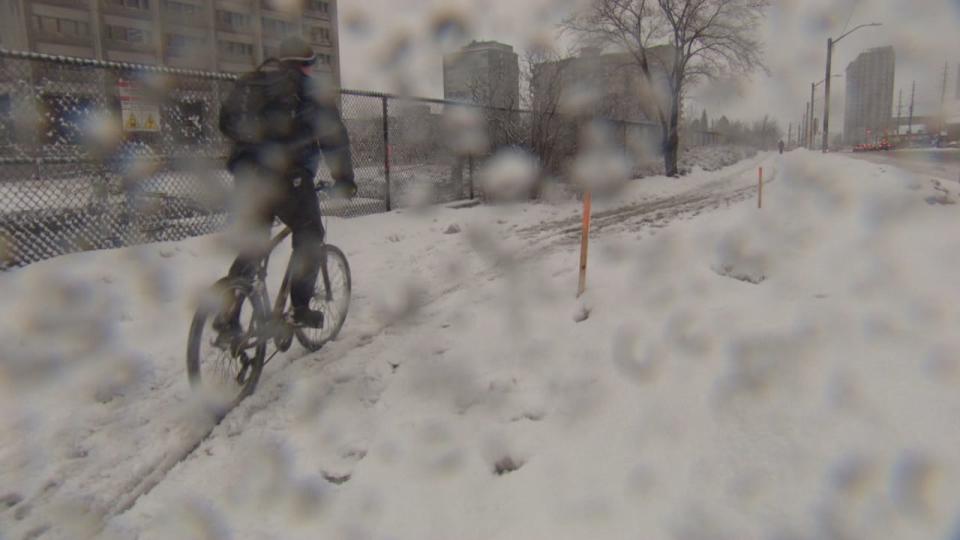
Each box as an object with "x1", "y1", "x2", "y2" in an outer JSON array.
[{"x1": 3, "y1": 149, "x2": 960, "y2": 539}]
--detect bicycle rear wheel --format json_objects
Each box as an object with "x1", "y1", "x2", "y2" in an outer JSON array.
[
  {"x1": 186, "y1": 277, "x2": 267, "y2": 411},
  {"x1": 296, "y1": 244, "x2": 351, "y2": 352}
]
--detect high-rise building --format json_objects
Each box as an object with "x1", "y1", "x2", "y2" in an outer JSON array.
[
  {"x1": 531, "y1": 45, "x2": 674, "y2": 124},
  {"x1": 0, "y1": 0, "x2": 341, "y2": 83},
  {"x1": 844, "y1": 46, "x2": 895, "y2": 145},
  {"x1": 443, "y1": 40, "x2": 519, "y2": 110},
  {"x1": 955, "y1": 63, "x2": 959, "y2": 100}
]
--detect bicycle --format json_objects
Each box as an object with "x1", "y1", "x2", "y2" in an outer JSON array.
[{"x1": 186, "y1": 188, "x2": 352, "y2": 409}]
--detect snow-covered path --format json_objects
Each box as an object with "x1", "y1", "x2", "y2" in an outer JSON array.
[{"x1": 5, "y1": 150, "x2": 960, "y2": 540}]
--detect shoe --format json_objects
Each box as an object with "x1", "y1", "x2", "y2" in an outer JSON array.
[{"x1": 292, "y1": 306, "x2": 324, "y2": 329}]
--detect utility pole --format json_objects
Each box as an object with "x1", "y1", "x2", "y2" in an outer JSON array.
[
  {"x1": 822, "y1": 23, "x2": 883, "y2": 152},
  {"x1": 803, "y1": 102, "x2": 809, "y2": 148},
  {"x1": 807, "y1": 83, "x2": 817, "y2": 150},
  {"x1": 956, "y1": 62, "x2": 960, "y2": 100},
  {"x1": 788, "y1": 121, "x2": 793, "y2": 147},
  {"x1": 822, "y1": 37, "x2": 833, "y2": 151},
  {"x1": 897, "y1": 88, "x2": 903, "y2": 139},
  {"x1": 800, "y1": 110, "x2": 805, "y2": 148},
  {"x1": 908, "y1": 80, "x2": 915, "y2": 138},
  {"x1": 939, "y1": 62, "x2": 948, "y2": 140}
]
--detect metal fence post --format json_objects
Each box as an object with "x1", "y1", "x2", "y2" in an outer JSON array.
[
  {"x1": 468, "y1": 155, "x2": 474, "y2": 200},
  {"x1": 382, "y1": 95, "x2": 390, "y2": 211},
  {"x1": 621, "y1": 121, "x2": 628, "y2": 155}
]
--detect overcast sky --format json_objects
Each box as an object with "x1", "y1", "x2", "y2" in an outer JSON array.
[{"x1": 337, "y1": 0, "x2": 960, "y2": 133}]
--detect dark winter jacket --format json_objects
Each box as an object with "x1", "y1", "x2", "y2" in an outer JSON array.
[{"x1": 227, "y1": 62, "x2": 354, "y2": 186}]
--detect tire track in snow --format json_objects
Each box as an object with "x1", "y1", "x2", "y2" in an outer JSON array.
[{"x1": 518, "y1": 156, "x2": 777, "y2": 248}]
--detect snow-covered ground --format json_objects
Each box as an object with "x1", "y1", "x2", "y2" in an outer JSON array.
[{"x1": 3, "y1": 150, "x2": 960, "y2": 539}]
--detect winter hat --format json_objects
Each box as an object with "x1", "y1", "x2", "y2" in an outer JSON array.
[{"x1": 277, "y1": 36, "x2": 317, "y2": 65}]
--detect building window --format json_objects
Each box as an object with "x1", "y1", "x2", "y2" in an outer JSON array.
[
  {"x1": 309, "y1": 26, "x2": 330, "y2": 44},
  {"x1": 166, "y1": 33, "x2": 205, "y2": 56},
  {"x1": 306, "y1": 0, "x2": 329, "y2": 14},
  {"x1": 105, "y1": 24, "x2": 152, "y2": 44},
  {"x1": 261, "y1": 17, "x2": 297, "y2": 37},
  {"x1": 31, "y1": 15, "x2": 91, "y2": 38},
  {"x1": 105, "y1": 0, "x2": 150, "y2": 10},
  {"x1": 218, "y1": 39, "x2": 253, "y2": 58},
  {"x1": 164, "y1": 0, "x2": 203, "y2": 17},
  {"x1": 216, "y1": 10, "x2": 250, "y2": 32}
]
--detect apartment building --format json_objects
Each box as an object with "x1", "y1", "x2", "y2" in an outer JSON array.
[
  {"x1": 443, "y1": 40, "x2": 519, "y2": 110},
  {"x1": 844, "y1": 46, "x2": 895, "y2": 145},
  {"x1": 0, "y1": 0, "x2": 341, "y2": 83},
  {"x1": 531, "y1": 45, "x2": 674, "y2": 124}
]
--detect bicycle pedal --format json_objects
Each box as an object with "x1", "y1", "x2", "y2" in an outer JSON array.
[{"x1": 276, "y1": 321, "x2": 294, "y2": 352}]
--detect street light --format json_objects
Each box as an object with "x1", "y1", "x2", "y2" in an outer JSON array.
[
  {"x1": 810, "y1": 75, "x2": 841, "y2": 148},
  {"x1": 822, "y1": 22, "x2": 882, "y2": 152}
]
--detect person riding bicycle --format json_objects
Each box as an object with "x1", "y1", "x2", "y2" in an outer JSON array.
[{"x1": 215, "y1": 36, "x2": 356, "y2": 340}]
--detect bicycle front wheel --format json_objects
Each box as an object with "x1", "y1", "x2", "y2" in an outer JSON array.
[
  {"x1": 186, "y1": 277, "x2": 267, "y2": 411},
  {"x1": 296, "y1": 244, "x2": 351, "y2": 352}
]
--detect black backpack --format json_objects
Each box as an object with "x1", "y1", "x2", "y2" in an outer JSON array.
[{"x1": 219, "y1": 59, "x2": 301, "y2": 144}]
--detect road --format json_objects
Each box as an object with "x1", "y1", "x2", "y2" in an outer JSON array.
[{"x1": 845, "y1": 148, "x2": 960, "y2": 181}]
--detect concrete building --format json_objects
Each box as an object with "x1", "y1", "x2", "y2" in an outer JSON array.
[
  {"x1": 844, "y1": 46, "x2": 895, "y2": 145},
  {"x1": 0, "y1": 0, "x2": 341, "y2": 82},
  {"x1": 443, "y1": 40, "x2": 519, "y2": 110},
  {"x1": 531, "y1": 45, "x2": 674, "y2": 124}
]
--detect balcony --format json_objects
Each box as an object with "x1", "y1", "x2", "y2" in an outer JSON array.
[
  {"x1": 259, "y1": 16, "x2": 297, "y2": 39},
  {"x1": 103, "y1": 37, "x2": 155, "y2": 53},
  {"x1": 216, "y1": 24, "x2": 251, "y2": 36},
  {"x1": 100, "y1": 0, "x2": 153, "y2": 20},
  {"x1": 302, "y1": 1, "x2": 331, "y2": 20},
  {"x1": 163, "y1": 12, "x2": 208, "y2": 29},
  {"x1": 32, "y1": 0, "x2": 91, "y2": 10},
  {"x1": 32, "y1": 30, "x2": 95, "y2": 48}
]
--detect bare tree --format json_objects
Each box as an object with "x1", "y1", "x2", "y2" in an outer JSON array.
[
  {"x1": 463, "y1": 54, "x2": 523, "y2": 150},
  {"x1": 523, "y1": 45, "x2": 573, "y2": 178},
  {"x1": 563, "y1": 0, "x2": 769, "y2": 176}
]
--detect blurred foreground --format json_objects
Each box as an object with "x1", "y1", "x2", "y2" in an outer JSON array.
[{"x1": 2, "y1": 150, "x2": 960, "y2": 539}]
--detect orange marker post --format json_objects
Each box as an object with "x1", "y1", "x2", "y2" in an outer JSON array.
[
  {"x1": 757, "y1": 166, "x2": 763, "y2": 209},
  {"x1": 577, "y1": 191, "x2": 592, "y2": 298}
]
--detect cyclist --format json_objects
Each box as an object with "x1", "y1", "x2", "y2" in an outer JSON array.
[{"x1": 215, "y1": 36, "x2": 357, "y2": 341}]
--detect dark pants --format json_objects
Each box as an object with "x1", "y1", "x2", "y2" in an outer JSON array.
[{"x1": 227, "y1": 157, "x2": 325, "y2": 310}]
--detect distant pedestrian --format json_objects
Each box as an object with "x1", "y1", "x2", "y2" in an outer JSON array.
[{"x1": 778, "y1": 139, "x2": 784, "y2": 154}]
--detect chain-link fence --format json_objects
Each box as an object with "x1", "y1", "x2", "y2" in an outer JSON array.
[
  {"x1": 0, "y1": 49, "x2": 721, "y2": 269},
  {"x1": 0, "y1": 49, "x2": 237, "y2": 269}
]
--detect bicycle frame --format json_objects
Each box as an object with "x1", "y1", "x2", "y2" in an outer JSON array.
[{"x1": 252, "y1": 225, "x2": 335, "y2": 342}]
